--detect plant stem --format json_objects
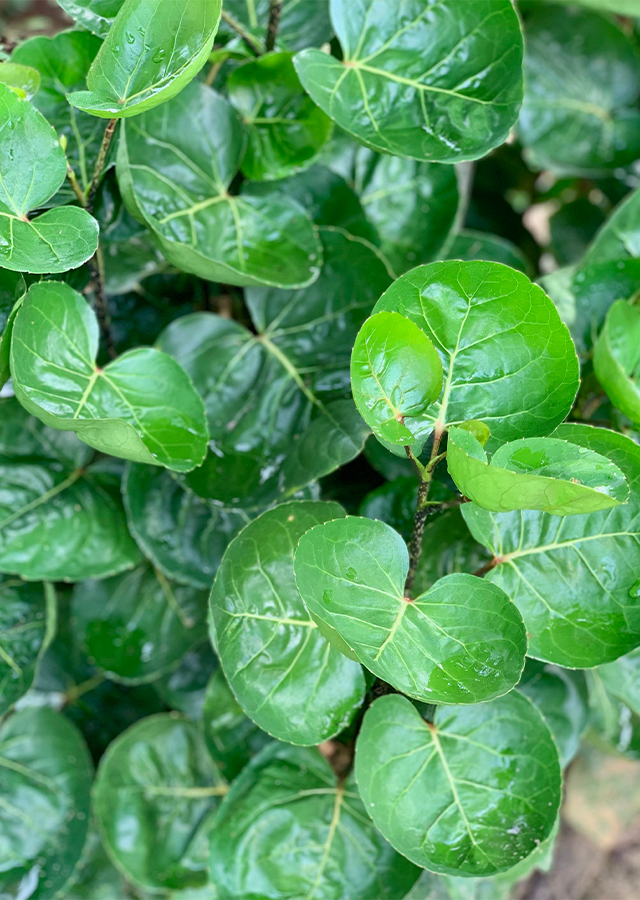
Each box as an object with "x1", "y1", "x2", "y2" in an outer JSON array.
[
  {"x1": 220, "y1": 9, "x2": 264, "y2": 54},
  {"x1": 86, "y1": 117, "x2": 117, "y2": 214},
  {"x1": 66, "y1": 164, "x2": 86, "y2": 207},
  {"x1": 65, "y1": 673, "x2": 105, "y2": 704},
  {"x1": 404, "y1": 433, "x2": 444, "y2": 596},
  {"x1": 89, "y1": 246, "x2": 117, "y2": 360},
  {"x1": 472, "y1": 558, "x2": 501, "y2": 578},
  {"x1": 265, "y1": 0, "x2": 283, "y2": 52}
]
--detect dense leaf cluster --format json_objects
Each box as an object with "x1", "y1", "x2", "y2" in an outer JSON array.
[{"x1": 1, "y1": 0, "x2": 640, "y2": 898}]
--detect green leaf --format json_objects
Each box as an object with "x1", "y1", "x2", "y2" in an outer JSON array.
[
  {"x1": 597, "y1": 646, "x2": 640, "y2": 717},
  {"x1": 62, "y1": 831, "x2": 129, "y2": 900},
  {"x1": 68, "y1": 0, "x2": 221, "y2": 118},
  {"x1": 294, "y1": 0, "x2": 523, "y2": 164},
  {"x1": 117, "y1": 79, "x2": 322, "y2": 288},
  {"x1": 71, "y1": 565, "x2": 208, "y2": 683},
  {"x1": 92, "y1": 713, "x2": 227, "y2": 892},
  {"x1": 518, "y1": 659, "x2": 589, "y2": 768},
  {"x1": 123, "y1": 463, "x2": 249, "y2": 590},
  {"x1": 446, "y1": 427, "x2": 628, "y2": 515},
  {"x1": 594, "y1": 300, "x2": 640, "y2": 424},
  {"x1": 579, "y1": 185, "x2": 640, "y2": 268},
  {"x1": 202, "y1": 669, "x2": 270, "y2": 780},
  {"x1": 11, "y1": 281, "x2": 209, "y2": 472},
  {"x1": 413, "y1": 509, "x2": 492, "y2": 597},
  {"x1": 12, "y1": 31, "x2": 104, "y2": 201},
  {"x1": 462, "y1": 423, "x2": 640, "y2": 667},
  {"x1": 294, "y1": 516, "x2": 527, "y2": 704},
  {"x1": 572, "y1": 258, "x2": 640, "y2": 353},
  {"x1": 220, "y1": 0, "x2": 332, "y2": 52},
  {"x1": 210, "y1": 501, "x2": 366, "y2": 745},
  {"x1": 155, "y1": 642, "x2": 217, "y2": 720},
  {"x1": 359, "y1": 476, "x2": 421, "y2": 542},
  {"x1": 210, "y1": 742, "x2": 420, "y2": 900},
  {"x1": 445, "y1": 229, "x2": 531, "y2": 275},
  {"x1": 0, "y1": 578, "x2": 55, "y2": 714},
  {"x1": 227, "y1": 52, "x2": 332, "y2": 181},
  {"x1": 373, "y1": 260, "x2": 579, "y2": 447},
  {"x1": 0, "y1": 707, "x2": 93, "y2": 900},
  {"x1": 0, "y1": 267, "x2": 25, "y2": 387},
  {"x1": 351, "y1": 311, "x2": 443, "y2": 445},
  {"x1": 57, "y1": 0, "x2": 124, "y2": 37},
  {"x1": 355, "y1": 692, "x2": 561, "y2": 876},
  {"x1": 519, "y1": 6, "x2": 640, "y2": 173},
  {"x1": 0, "y1": 83, "x2": 98, "y2": 273},
  {"x1": 0, "y1": 61, "x2": 40, "y2": 98},
  {"x1": 0, "y1": 398, "x2": 142, "y2": 582}
]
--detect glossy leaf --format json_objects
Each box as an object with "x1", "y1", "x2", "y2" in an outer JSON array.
[
  {"x1": 446, "y1": 427, "x2": 628, "y2": 515},
  {"x1": 594, "y1": 300, "x2": 640, "y2": 425},
  {"x1": 519, "y1": 6, "x2": 640, "y2": 173},
  {"x1": 93, "y1": 713, "x2": 226, "y2": 892},
  {"x1": 373, "y1": 261, "x2": 579, "y2": 448},
  {"x1": 58, "y1": 0, "x2": 123, "y2": 36},
  {"x1": 579, "y1": 184, "x2": 640, "y2": 268},
  {"x1": 0, "y1": 707, "x2": 93, "y2": 900},
  {"x1": 210, "y1": 501, "x2": 366, "y2": 744},
  {"x1": 0, "y1": 82, "x2": 98, "y2": 273},
  {"x1": 446, "y1": 229, "x2": 531, "y2": 275},
  {"x1": 0, "y1": 61, "x2": 40, "y2": 98},
  {"x1": 0, "y1": 577, "x2": 55, "y2": 714},
  {"x1": 117, "y1": 79, "x2": 322, "y2": 288},
  {"x1": 294, "y1": 0, "x2": 523, "y2": 164},
  {"x1": 463, "y1": 424, "x2": 640, "y2": 667},
  {"x1": 210, "y1": 742, "x2": 420, "y2": 900},
  {"x1": 351, "y1": 311, "x2": 443, "y2": 445},
  {"x1": 0, "y1": 397, "x2": 141, "y2": 582},
  {"x1": 597, "y1": 646, "x2": 640, "y2": 717},
  {"x1": 11, "y1": 281, "x2": 209, "y2": 472},
  {"x1": 220, "y1": 0, "x2": 332, "y2": 52},
  {"x1": 69, "y1": 0, "x2": 221, "y2": 118},
  {"x1": 355, "y1": 693, "x2": 561, "y2": 876},
  {"x1": 294, "y1": 516, "x2": 527, "y2": 704},
  {"x1": 0, "y1": 267, "x2": 25, "y2": 387},
  {"x1": 228, "y1": 52, "x2": 332, "y2": 181},
  {"x1": 71, "y1": 565, "x2": 208, "y2": 683}
]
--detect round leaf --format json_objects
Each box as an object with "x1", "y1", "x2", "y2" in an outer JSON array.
[
  {"x1": 594, "y1": 300, "x2": 640, "y2": 424},
  {"x1": 373, "y1": 260, "x2": 579, "y2": 446},
  {"x1": 446, "y1": 428, "x2": 628, "y2": 515},
  {"x1": 351, "y1": 311, "x2": 443, "y2": 445},
  {"x1": 210, "y1": 501, "x2": 366, "y2": 745},
  {"x1": 93, "y1": 713, "x2": 227, "y2": 892},
  {"x1": 294, "y1": 516, "x2": 527, "y2": 704},
  {"x1": 68, "y1": 0, "x2": 221, "y2": 118},
  {"x1": 0, "y1": 61, "x2": 40, "y2": 98},
  {"x1": 209, "y1": 742, "x2": 420, "y2": 900},
  {"x1": 294, "y1": 0, "x2": 523, "y2": 164},
  {"x1": 463, "y1": 424, "x2": 640, "y2": 667},
  {"x1": 0, "y1": 707, "x2": 93, "y2": 900},
  {"x1": 11, "y1": 281, "x2": 209, "y2": 472},
  {"x1": 355, "y1": 693, "x2": 561, "y2": 876}
]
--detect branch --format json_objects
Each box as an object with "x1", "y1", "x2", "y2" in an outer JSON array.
[
  {"x1": 220, "y1": 9, "x2": 264, "y2": 55},
  {"x1": 86, "y1": 118, "x2": 117, "y2": 214},
  {"x1": 404, "y1": 433, "x2": 444, "y2": 596},
  {"x1": 88, "y1": 246, "x2": 117, "y2": 360},
  {"x1": 266, "y1": 0, "x2": 283, "y2": 52}
]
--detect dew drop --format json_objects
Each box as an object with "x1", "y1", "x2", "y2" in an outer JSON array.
[
  {"x1": 322, "y1": 589, "x2": 333, "y2": 606},
  {"x1": 345, "y1": 567, "x2": 357, "y2": 581},
  {"x1": 125, "y1": 31, "x2": 135, "y2": 44},
  {"x1": 153, "y1": 48, "x2": 167, "y2": 63},
  {"x1": 628, "y1": 578, "x2": 640, "y2": 600}
]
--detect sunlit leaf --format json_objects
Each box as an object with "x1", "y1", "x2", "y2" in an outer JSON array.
[{"x1": 594, "y1": 300, "x2": 640, "y2": 425}]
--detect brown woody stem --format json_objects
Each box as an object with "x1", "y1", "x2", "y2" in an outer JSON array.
[
  {"x1": 404, "y1": 433, "x2": 444, "y2": 596},
  {"x1": 86, "y1": 118, "x2": 117, "y2": 214},
  {"x1": 265, "y1": 0, "x2": 283, "y2": 51},
  {"x1": 89, "y1": 246, "x2": 117, "y2": 360},
  {"x1": 220, "y1": 9, "x2": 264, "y2": 54}
]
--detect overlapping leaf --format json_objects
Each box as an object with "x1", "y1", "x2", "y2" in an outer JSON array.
[
  {"x1": 58, "y1": 0, "x2": 124, "y2": 37},
  {"x1": 597, "y1": 646, "x2": 640, "y2": 717},
  {"x1": 445, "y1": 229, "x2": 531, "y2": 275},
  {"x1": 594, "y1": 300, "x2": 640, "y2": 424},
  {"x1": 210, "y1": 501, "x2": 365, "y2": 745},
  {"x1": 413, "y1": 508, "x2": 492, "y2": 596},
  {"x1": 294, "y1": 0, "x2": 523, "y2": 163},
  {"x1": 0, "y1": 61, "x2": 40, "y2": 98},
  {"x1": 355, "y1": 693, "x2": 561, "y2": 876},
  {"x1": 0, "y1": 268, "x2": 25, "y2": 387},
  {"x1": 220, "y1": 0, "x2": 332, "y2": 52}
]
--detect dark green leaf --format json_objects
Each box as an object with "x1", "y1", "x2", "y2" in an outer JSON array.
[
  {"x1": 0, "y1": 267, "x2": 25, "y2": 387},
  {"x1": 463, "y1": 424, "x2": 640, "y2": 667},
  {"x1": 413, "y1": 509, "x2": 492, "y2": 597},
  {"x1": 0, "y1": 61, "x2": 40, "y2": 98},
  {"x1": 294, "y1": 516, "x2": 526, "y2": 704},
  {"x1": 71, "y1": 565, "x2": 208, "y2": 683},
  {"x1": 210, "y1": 741, "x2": 420, "y2": 900},
  {"x1": 220, "y1": 0, "x2": 332, "y2": 52},
  {"x1": 597, "y1": 646, "x2": 640, "y2": 717},
  {"x1": 579, "y1": 185, "x2": 640, "y2": 268},
  {"x1": 69, "y1": 0, "x2": 222, "y2": 118},
  {"x1": 11, "y1": 281, "x2": 209, "y2": 472},
  {"x1": 0, "y1": 707, "x2": 93, "y2": 900},
  {"x1": 445, "y1": 229, "x2": 531, "y2": 275},
  {"x1": 117, "y1": 80, "x2": 322, "y2": 288},
  {"x1": 359, "y1": 477, "x2": 419, "y2": 542},
  {"x1": 0, "y1": 82, "x2": 98, "y2": 273},
  {"x1": 594, "y1": 300, "x2": 640, "y2": 424},
  {"x1": 295, "y1": 0, "x2": 523, "y2": 164},
  {"x1": 210, "y1": 501, "x2": 366, "y2": 744},
  {"x1": 155, "y1": 642, "x2": 218, "y2": 720},
  {"x1": 57, "y1": 0, "x2": 124, "y2": 37},
  {"x1": 355, "y1": 692, "x2": 561, "y2": 876},
  {"x1": 92, "y1": 713, "x2": 226, "y2": 892},
  {"x1": 62, "y1": 831, "x2": 129, "y2": 900},
  {"x1": 228, "y1": 52, "x2": 332, "y2": 181}
]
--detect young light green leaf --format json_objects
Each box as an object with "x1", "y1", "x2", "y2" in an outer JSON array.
[
  {"x1": 0, "y1": 61, "x2": 40, "y2": 98},
  {"x1": 294, "y1": 516, "x2": 527, "y2": 704},
  {"x1": 58, "y1": 0, "x2": 124, "y2": 37},
  {"x1": 446, "y1": 428, "x2": 628, "y2": 515},
  {"x1": 210, "y1": 501, "x2": 365, "y2": 745},
  {"x1": 0, "y1": 707, "x2": 93, "y2": 900},
  {"x1": 93, "y1": 713, "x2": 227, "y2": 892},
  {"x1": 210, "y1": 742, "x2": 420, "y2": 900},
  {"x1": 71, "y1": 565, "x2": 209, "y2": 684},
  {"x1": 117, "y1": 79, "x2": 322, "y2": 288},
  {"x1": 227, "y1": 51, "x2": 332, "y2": 181},
  {"x1": 0, "y1": 267, "x2": 25, "y2": 387},
  {"x1": 11, "y1": 281, "x2": 209, "y2": 472},
  {"x1": 519, "y1": 6, "x2": 640, "y2": 173},
  {"x1": 594, "y1": 300, "x2": 640, "y2": 425},
  {"x1": 463, "y1": 424, "x2": 640, "y2": 667},
  {"x1": 0, "y1": 578, "x2": 55, "y2": 715},
  {"x1": 0, "y1": 82, "x2": 98, "y2": 272},
  {"x1": 294, "y1": 0, "x2": 523, "y2": 164},
  {"x1": 445, "y1": 229, "x2": 531, "y2": 275},
  {"x1": 351, "y1": 311, "x2": 443, "y2": 445},
  {"x1": 355, "y1": 693, "x2": 561, "y2": 877},
  {"x1": 68, "y1": 0, "x2": 221, "y2": 118},
  {"x1": 374, "y1": 260, "x2": 579, "y2": 447},
  {"x1": 220, "y1": 0, "x2": 332, "y2": 52}
]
